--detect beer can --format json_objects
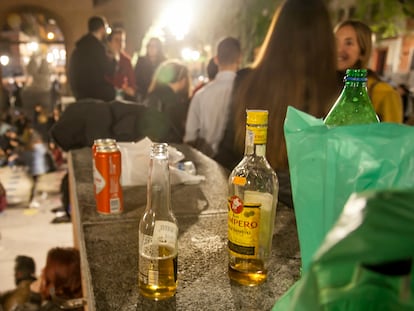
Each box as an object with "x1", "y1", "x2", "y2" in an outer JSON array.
[
  {"x1": 94, "y1": 144, "x2": 123, "y2": 215},
  {"x1": 92, "y1": 138, "x2": 117, "y2": 195}
]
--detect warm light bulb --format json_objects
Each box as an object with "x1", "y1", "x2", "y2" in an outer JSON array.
[
  {"x1": 0, "y1": 55, "x2": 10, "y2": 66},
  {"x1": 27, "y1": 42, "x2": 39, "y2": 52}
]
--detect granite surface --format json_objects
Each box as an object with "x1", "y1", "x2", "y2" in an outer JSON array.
[{"x1": 69, "y1": 145, "x2": 301, "y2": 311}]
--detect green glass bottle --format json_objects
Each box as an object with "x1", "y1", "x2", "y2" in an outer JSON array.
[{"x1": 324, "y1": 69, "x2": 379, "y2": 126}]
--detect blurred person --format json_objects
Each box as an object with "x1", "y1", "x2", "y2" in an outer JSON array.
[
  {"x1": 0, "y1": 80, "x2": 10, "y2": 113},
  {"x1": 134, "y1": 37, "x2": 166, "y2": 101},
  {"x1": 50, "y1": 172, "x2": 70, "y2": 224},
  {"x1": 141, "y1": 60, "x2": 190, "y2": 143},
  {"x1": 0, "y1": 179, "x2": 6, "y2": 212},
  {"x1": 23, "y1": 131, "x2": 52, "y2": 208},
  {"x1": 184, "y1": 37, "x2": 241, "y2": 157},
  {"x1": 48, "y1": 140, "x2": 64, "y2": 170},
  {"x1": 396, "y1": 83, "x2": 412, "y2": 123},
  {"x1": 13, "y1": 112, "x2": 29, "y2": 137},
  {"x1": 14, "y1": 247, "x2": 83, "y2": 311},
  {"x1": 0, "y1": 255, "x2": 37, "y2": 311},
  {"x1": 32, "y1": 104, "x2": 49, "y2": 144},
  {"x1": 69, "y1": 16, "x2": 115, "y2": 101},
  {"x1": 0, "y1": 128, "x2": 24, "y2": 167},
  {"x1": 191, "y1": 57, "x2": 219, "y2": 96},
  {"x1": 335, "y1": 20, "x2": 403, "y2": 123},
  {"x1": 50, "y1": 75, "x2": 62, "y2": 109},
  {"x1": 13, "y1": 79, "x2": 23, "y2": 108},
  {"x1": 107, "y1": 28, "x2": 136, "y2": 101},
  {"x1": 0, "y1": 114, "x2": 12, "y2": 136},
  {"x1": 215, "y1": 0, "x2": 338, "y2": 208}
]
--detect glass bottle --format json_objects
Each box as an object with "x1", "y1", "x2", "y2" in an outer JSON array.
[
  {"x1": 228, "y1": 110, "x2": 279, "y2": 286},
  {"x1": 324, "y1": 69, "x2": 379, "y2": 126},
  {"x1": 138, "y1": 143, "x2": 178, "y2": 300}
]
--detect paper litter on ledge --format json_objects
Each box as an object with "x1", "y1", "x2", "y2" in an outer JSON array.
[{"x1": 117, "y1": 137, "x2": 206, "y2": 186}]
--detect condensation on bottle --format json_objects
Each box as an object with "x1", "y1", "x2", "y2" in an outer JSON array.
[{"x1": 324, "y1": 69, "x2": 379, "y2": 126}]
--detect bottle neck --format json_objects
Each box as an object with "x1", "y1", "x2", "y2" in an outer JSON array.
[
  {"x1": 244, "y1": 124, "x2": 267, "y2": 157},
  {"x1": 147, "y1": 151, "x2": 171, "y2": 213},
  {"x1": 345, "y1": 81, "x2": 367, "y2": 88},
  {"x1": 344, "y1": 77, "x2": 368, "y2": 91}
]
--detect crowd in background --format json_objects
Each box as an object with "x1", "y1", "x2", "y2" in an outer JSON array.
[
  {"x1": 1, "y1": 0, "x2": 414, "y2": 309},
  {"x1": 3, "y1": 11, "x2": 413, "y2": 187},
  {"x1": 2, "y1": 1, "x2": 413, "y2": 212}
]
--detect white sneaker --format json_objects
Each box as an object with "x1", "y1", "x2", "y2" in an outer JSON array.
[{"x1": 29, "y1": 201, "x2": 40, "y2": 209}]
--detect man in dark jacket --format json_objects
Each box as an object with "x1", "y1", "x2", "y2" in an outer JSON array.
[{"x1": 69, "y1": 16, "x2": 115, "y2": 101}]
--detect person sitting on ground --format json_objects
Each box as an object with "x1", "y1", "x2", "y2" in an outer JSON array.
[
  {"x1": 0, "y1": 255, "x2": 37, "y2": 311},
  {"x1": 0, "y1": 128, "x2": 24, "y2": 167},
  {"x1": 50, "y1": 172, "x2": 71, "y2": 224},
  {"x1": 14, "y1": 247, "x2": 83, "y2": 311}
]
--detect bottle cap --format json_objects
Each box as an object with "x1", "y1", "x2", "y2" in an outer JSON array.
[{"x1": 246, "y1": 110, "x2": 268, "y2": 126}]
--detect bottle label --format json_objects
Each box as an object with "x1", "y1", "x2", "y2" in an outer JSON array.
[
  {"x1": 228, "y1": 191, "x2": 274, "y2": 258},
  {"x1": 153, "y1": 221, "x2": 178, "y2": 248},
  {"x1": 228, "y1": 193, "x2": 261, "y2": 258},
  {"x1": 247, "y1": 126, "x2": 267, "y2": 145},
  {"x1": 232, "y1": 176, "x2": 247, "y2": 186}
]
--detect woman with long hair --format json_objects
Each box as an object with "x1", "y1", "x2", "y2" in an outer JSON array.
[
  {"x1": 216, "y1": 0, "x2": 338, "y2": 207},
  {"x1": 134, "y1": 37, "x2": 167, "y2": 101}
]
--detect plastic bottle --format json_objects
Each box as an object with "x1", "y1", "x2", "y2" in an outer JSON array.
[
  {"x1": 324, "y1": 69, "x2": 379, "y2": 126},
  {"x1": 138, "y1": 143, "x2": 178, "y2": 300},
  {"x1": 228, "y1": 110, "x2": 279, "y2": 286}
]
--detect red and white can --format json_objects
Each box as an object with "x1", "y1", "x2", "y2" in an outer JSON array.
[
  {"x1": 93, "y1": 144, "x2": 123, "y2": 214},
  {"x1": 92, "y1": 138, "x2": 117, "y2": 196}
]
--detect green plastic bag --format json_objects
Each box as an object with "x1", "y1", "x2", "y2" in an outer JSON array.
[
  {"x1": 284, "y1": 107, "x2": 414, "y2": 271},
  {"x1": 273, "y1": 188, "x2": 414, "y2": 310}
]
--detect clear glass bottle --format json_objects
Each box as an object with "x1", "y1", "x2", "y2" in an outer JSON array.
[
  {"x1": 138, "y1": 143, "x2": 178, "y2": 300},
  {"x1": 324, "y1": 69, "x2": 379, "y2": 126},
  {"x1": 228, "y1": 110, "x2": 279, "y2": 286}
]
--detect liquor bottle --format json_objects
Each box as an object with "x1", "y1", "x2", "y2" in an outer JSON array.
[
  {"x1": 138, "y1": 143, "x2": 178, "y2": 300},
  {"x1": 324, "y1": 69, "x2": 379, "y2": 126},
  {"x1": 228, "y1": 110, "x2": 279, "y2": 286}
]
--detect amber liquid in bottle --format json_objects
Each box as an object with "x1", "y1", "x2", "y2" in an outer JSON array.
[
  {"x1": 139, "y1": 245, "x2": 178, "y2": 300},
  {"x1": 138, "y1": 143, "x2": 178, "y2": 300},
  {"x1": 228, "y1": 110, "x2": 278, "y2": 286}
]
